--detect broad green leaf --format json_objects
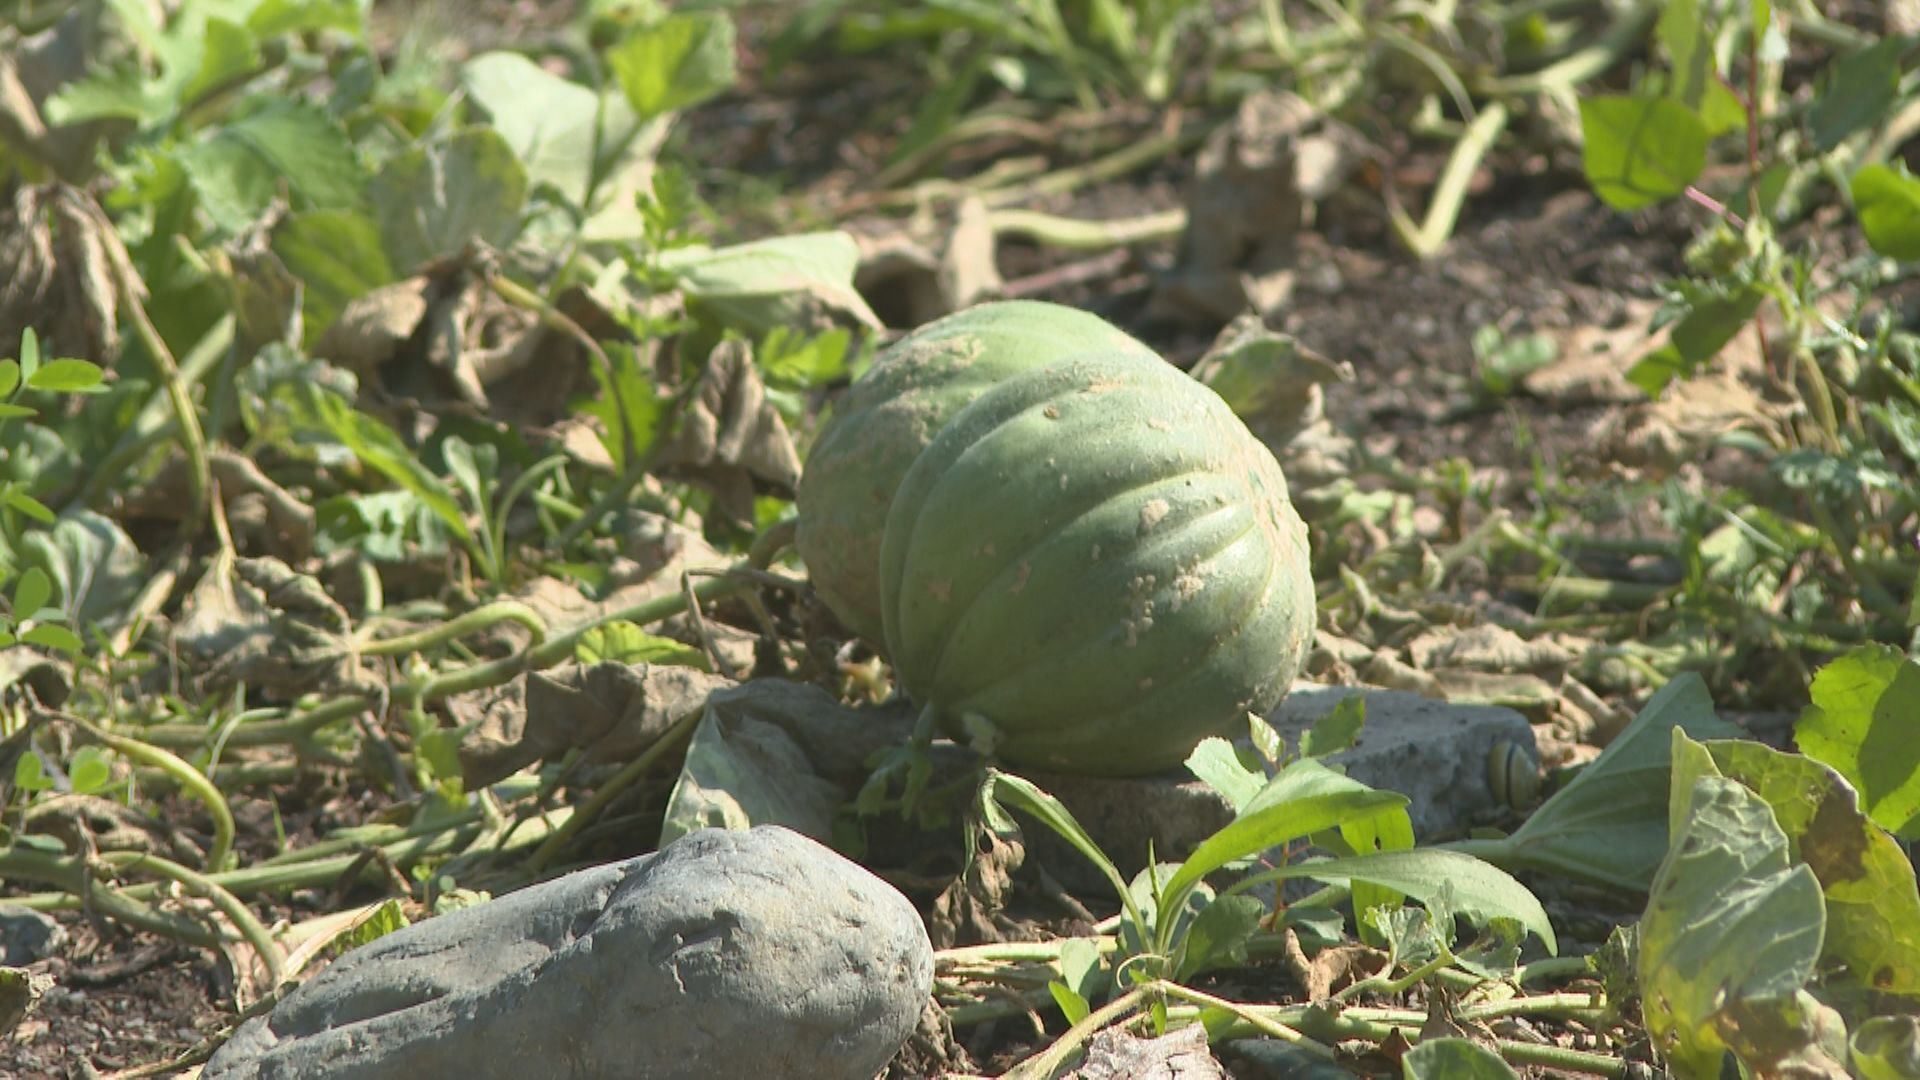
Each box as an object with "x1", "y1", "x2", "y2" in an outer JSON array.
[
  {"x1": 1657, "y1": 0, "x2": 1712, "y2": 113},
  {"x1": 338, "y1": 898, "x2": 411, "y2": 951},
  {"x1": 1056, "y1": 937, "x2": 1106, "y2": 1005},
  {"x1": 1174, "y1": 893, "x2": 1264, "y2": 980},
  {"x1": 271, "y1": 209, "x2": 395, "y2": 345},
  {"x1": 459, "y1": 50, "x2": 665, "y2": 237},
  {"x1": 575, "y1": 622, "x2": 709, "y2": 669},
  {"x1": 1448, "y1": 673, "x2": 1744, "y2": 892},
  {"x1": 607, "y1": 12, "x2": 739, "y2": 120},
  {"x1": 1403, "y1": 1037, "x2": 1520, "y2": 1079},
  {"x1": 1704, "y1": 736, "x2": 1920, "y2": 997},
  {"x1": 1639, "y1": 767, "x2": 1826, "y2": 1080},
  {"x1": 1159, "y1": 758, "x2": 1409, "y2": 938},
  {"x1": 175, "y1": 100, "x2": 364, "y2": 233},
  {"x1": 18, "y1": 511, "x2": 148, "y2": 632},
  {"x1": 11, "y1": 568, "x2": 51, "y2": 623},
  {"x1": 658, "y1": 699, "x2": 846, "y2": 844},
  {"x1": 1579, "y1": 95, "x2": 1708, "y2": 211},
  {"x1": 1809, "y1": 35, "x2": 1903, "y2": 152},
  {"x1": 1301, "y1": 694, "x2": 1364, "y2": 758},
  {"x1": 1853, "y1": 1016, "x2": 1920, "y2": 1079},
  {"x1": 660, "y1": 231, "x2": 883, "y2": 336},
  {"x1": 179, "y1": 18, "x2": 262, "y2": 107},
  {"x1": 0, "y1": 358, "x2": 19, "y2": 397},
  {"x1": 1716, "y1": 991, "x2": 1852, "y2": 1080},
  {"x1": 1797, "y1": 644, "x2": 1920, "y2": 839},
  {"x1": 367, "y1": 126, "x2": 528, "y2": 274},
  {"x1": 1184, "y1": 736, "x2": 1265, "y2": 811},
  {"x1": 0, "y1": 404, "x2": 35, "y2": 420},
  {"x1": 1853, "y1": 163, "x2": 1920, "y2": 262},
  {"x1": 25, "y1": 359, "x2": 105, "y2": 393},
  {"x1": 43, "y1": 67, "x2": 170, "y2": 125},
  {"x1": 1238, "y1": 848, "x2": 1557, "y2": 956}
]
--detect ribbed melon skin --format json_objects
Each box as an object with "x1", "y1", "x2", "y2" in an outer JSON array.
[
  {"x1": 796, "y1": 301, "x2": 1159, "y2": 646},
  {"x1": 878, "y1": 353, "x2": 1316, "y2": 776}
]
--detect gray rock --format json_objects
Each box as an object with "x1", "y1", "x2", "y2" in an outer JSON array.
[
  {"x1": 1274, "y1": 683, "x2": 1537, "y2": 840},
  {"x1": 0, "y1": 904, "x2": 66, "y2": 965},
  {"x1": 1021, "y1": 684, "x2": 1537, "y2": 891},
  {"x1": 205, "y1": 826, "x2": 932, "y2": 1080}
]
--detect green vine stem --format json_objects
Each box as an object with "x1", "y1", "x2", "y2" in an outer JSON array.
[
  {"x1": 64, "y1": 712, "x2": 236, "y2": 872},
  {"x1": 358, "y1": 601, "x2": 549, "y2": 657},
  {"x1": 8, "y1": 815, "x2": 490, "y2": 911},
  {"x1": 1000, "y1": 985, "x2": 1150, "y2": 1080},
  {"x1": 1387, "y1": 100, "x2": 1510, "y2": 259},
  {"x1": 100, "y1": 850, "x2": 285, "y2": 990},
  {"x1": 114, "y1": 237, "x2": 212, "y2": 534},
  {"x1": 987, "y1": 208, "x2": 1187, "y2": 252},
  {"x1": 0, "y1": 847, "x2": 221, "y2": 945},
  {"x1": 135, "y1": 571, "x2": 749, "y2": 749}
]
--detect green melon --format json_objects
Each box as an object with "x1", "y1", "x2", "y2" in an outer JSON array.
[
  {"x1": 877, "y1": 352, "x2": 1316, "y2": 776},
  {"x1": 796, "y1": 300, "x2": 1159, "y2": 646}
]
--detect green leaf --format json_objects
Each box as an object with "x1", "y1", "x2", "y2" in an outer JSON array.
[
  {"x1": 606, "y1": 11, "x2": 739, "y2": 120},
  {"x1": 175, "y1": 100, "x2": 364, "y2": 233},
  {"x1": 25, "y1": 359, "x2": 105, "y2": 393},
  {"x1": 1657, "y1": 0, "x2": 1712, "y2": 114},
  {"x1": 1184, "y1": 737, "x2": 1266, "y2": 812},
  {"x1": 1627, "y1": 282, "x2": 1765, "y2": 395},
  {"x1": 3, "y1": 489, "x2": 56, "y2": 525},
  {"x1": 1240, "y1": 848, "x2": 1557, "y2": 956},
  {"x1": 1852, "y1": 1016, "x2": 1920, "y2": 1080},
  {"x1": 367, "y1": 126, "x2": 528, "y2": 275},
  {"x1": 23, "y1": 622, "x2": 85, "y2": 656},
  {"x1": 1046, "y1": 981, "x2": 1090, "y2": 1025},
  {"x1": 292, "y1": 386, "x2": 473, "y2": 545},
  {"x1": 1639, "y1": 760, "x2": 1826, "y2": 1080},
  {"x1": 13, "y1": 751, "x2": 51, "y2": 792},
  {"x1": 271, "y1": 209, "x2": 395, "y2": 346},
  {"x1": 459, "y1": 50, "x2": 661, "y2": 230},
  {"x1": 248, "y1": 0, "x2": 367, "y2": 37},
  {"x1": 1301, "y1": 694, "x2": 1364, "y2": 758},
  {"x1": 1579, "y1": 95, "x2": 1708, "y2": 211},
  {"x1": 1159, "y1": 758, "x2": 1409, "y2": 938},
  {"x1": 179, "y1": 18, "x2": 262, "y2": 107},
  {"x1": 1809, "y1": 35, "x2": 1904, "y2": 153},
  {"x1": 575, "y1": 622, "x2": 709, "y2": 669},
  {"x1": 18, "y1": 327, "x2": 38, "y2": 382},
  {"x1": 1403, "y1": 1037, "x2": 1521, "y2": 1079},
  {"x1": 1796, "y1": 644, "x2": 1920, "y2": 839},
  {"x1": 0, "y1": 358, "x2": 20, "y2": 398},
  {"x1": 17, "y1": 510, "x2": 148, "y2": 632},
  {"x1": 0, "y1": 403, "x2": 36, "y2": 420},
  {"x1": 68, "y1": 746, "x2": 113, "y2": 795},
  {"x1": 11, "y1": 568, "x2": 51, "y2": 623},
  {"x1": 1853, "y1": 163, "x2": 1920, "y2": 262},
  {"x1": 982, "y1": 770, "x2": 1137, "y2": 926},
  {"x1": 1174, "y1": 893, "x2": 1265, "y2": 980},
  {"x1": 1704, "y1": 736, "x2": 1920, "y2": 998},
  {"x1": 1454, "y1": 673, "x2": 1744, "y2": 892},
  {"x1": 43, "y1": 66, "x2": 170, "y2": 125},
  {"x1": 337, "y1": 898, "x2": 411, "y2": 951},
  {"x1": 660, "y1": 231, "x2": 883, "y2": 336}
]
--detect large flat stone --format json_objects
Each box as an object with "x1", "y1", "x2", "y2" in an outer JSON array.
[{"x1": 204, "y1": 826, "x2": 932, "y2": 1080}]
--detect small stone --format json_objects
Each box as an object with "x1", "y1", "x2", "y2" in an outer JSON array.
[
  {"x1": 0, "y1": 905, "x2": 66, "y2": 966},
  {"x1": 205, "y1": 826, "x2": 932, "y2": 1080}
]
